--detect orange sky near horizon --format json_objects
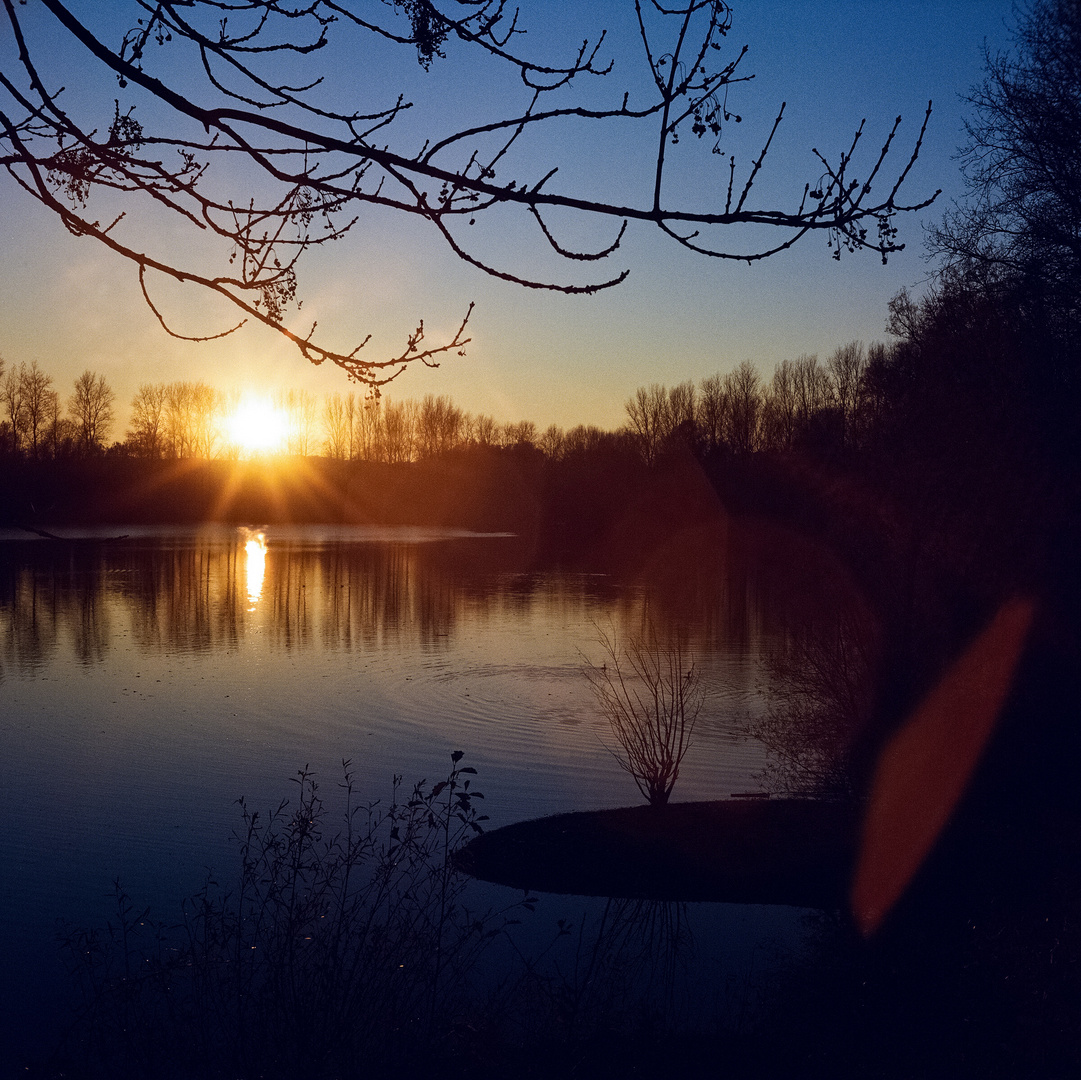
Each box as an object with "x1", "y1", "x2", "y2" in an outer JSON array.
[{"x1": 0, "y1": 1, "x2": 1015, "y2": 432}]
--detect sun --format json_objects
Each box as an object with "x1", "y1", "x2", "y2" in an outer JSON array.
[{"x1": 227, "y1": 396, "x2": 289, "y2": 455}]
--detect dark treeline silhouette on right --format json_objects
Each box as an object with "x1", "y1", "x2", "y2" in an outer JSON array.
[{"x1": 715, "y1": 4, "x2": 1081, "y2": 1074}]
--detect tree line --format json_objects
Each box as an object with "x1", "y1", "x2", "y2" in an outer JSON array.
[
  {"x1": 0, "y1": 341, "x2": 900, "y2": 468},
  {"x1": 0, "y1": 358, "x2": 114, "y2": 457},
  {"x1": 125, "y1": 383, "x2": 607, "y2": 463},
  {"x1": 622, "y1": 344, "x2": 884, "y2": 464}
]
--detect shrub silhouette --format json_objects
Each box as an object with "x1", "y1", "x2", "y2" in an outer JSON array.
[
  {"x1": 55, "y1": 754, "x2": 533, "y2": 1078},
  {"x1": 584, "y1": 627, "x2": 702, "y2": 807}
]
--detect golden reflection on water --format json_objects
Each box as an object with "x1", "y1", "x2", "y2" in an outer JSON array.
[
  {"x1": 244, "y1": 533, "x2": 267, "y2": 610},
  {"x1": 0, "y1": 521, "x2": 854, "y2": 671}
]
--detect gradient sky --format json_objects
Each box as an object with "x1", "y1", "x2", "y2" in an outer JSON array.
[{"x1": 0, "y1": 1, "x2": 1017, "y2": 432}]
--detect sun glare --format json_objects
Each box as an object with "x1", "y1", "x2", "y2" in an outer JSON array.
[
  {"x1": 243, "y1": 530, "x2": 267, "y2": 610},
  {"x1": 228, "y1": 397, "x2": 289, "y2": 455}
]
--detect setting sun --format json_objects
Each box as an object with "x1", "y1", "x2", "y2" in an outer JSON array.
[{"x1": 227, "y1": 397, "x2": 289, "y2": 454}]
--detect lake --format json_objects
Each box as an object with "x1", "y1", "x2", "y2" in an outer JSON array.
[{"x1": 0, "y1": 522, "x2": 848, "y2": 1072}]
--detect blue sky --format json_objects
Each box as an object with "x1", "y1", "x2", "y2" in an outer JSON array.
[{"x1": 0, "y1": 1, "x2": 1017, "y2": 431}]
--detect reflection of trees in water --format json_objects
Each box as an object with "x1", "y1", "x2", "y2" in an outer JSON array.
[
  {"x1": 0, "y1": 554, "x2": 110, "y2": 673},
  {"x1": 689, "y1": 519, "x2": 883, "y2": 799},
  {"x1": 753, "y1": 601, "x2": 879, "y2": 799},
  {"x1": 266, "y1": 545, "x2": 315, "y2": 650},
  {"x1": 0, "y1": 532, "x2": 870, "y2": 714},
  {"x1": 310, "y1": 543, "x2": 457, "y2": 650},
  {"x1": 73, "y1": 568, "x2": 111, "y2": 666},
  {"x1": 550, "y1": 898, "x2": 695, "y2": 1029},
  {"x1": 123, "y1": 544, "x2": 242, "y2": 653},
  {"x1": 604, "y1": 522, "x2": 768, "y2": 657},
  {"x1": 1, "y1": 539, "x2": 518, "y2": 661},
  {"x1": 604, "y1": 517, "x2": 866, "y2": 663},
  {"x1": 590, "y1": 517, "x2": 882, "y2": 776}
]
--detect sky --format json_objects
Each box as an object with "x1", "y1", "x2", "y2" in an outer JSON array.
[{"x1": 0, "y1": 1, "x2": 1018, "y2": 433}]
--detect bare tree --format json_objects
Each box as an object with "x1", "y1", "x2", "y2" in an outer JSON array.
[
  {"x1": 1, "y1": 362, "x2": 24, "y2": 452},
  {"x1": 767, "y1": 359, "x2": 798, "y2": 451},
  {"x1": 322, "y1": 392, "x2": 351, "y2": 459},
  {"x1": 189, "y1": 382, "x2": 223, "y2": 458},
  {"x1": 42, "y1": 387, "x2": 76, "y2": 457},
  {"x1": 1, "y1": 2, "x2": 936, "y2": 388},
  {"x1": 583, "y1": 626, "x2": 703, "y2": 808},
  {"x1": 790, "y1": 353, "x2": 831, "y2": 431},
  {"x1": 696, "y1": 373, "x2": 727, "y2": 454},
  {"x1": 69, "y1": 369, "x2": 115, "y2": 451},
  {"x1": 381, "y1": 399, "x2": 418, "y2": 463},
  {"x1": 752, "y1": 605, "x2": 879, "y2": 800},
  {"x1": 538, "y1": 423, "x2": 565, "y2": 460},
  {"x1": 500, "y1": 419, "x2": 536, "y2": 448},
  {"x1": 931, "y1": 0, "x2": 1081, "y2": 296},
  {"x1": 279, "y1": 389, "x2": 319, "y2": 456},
  {"x1": 724, "y1": 360, "x2": 761, "y2": 455},
  {"x1": 343, "y1": 392, "x2": 359, "y2": 460},
  {"x1": 20, "y1": 360, "x2": 54, "y2": 456},
  {"x1": 164, "y1": 381, "x2": 195, "y2": 457},
  {"x1": 471, "y1": 413, "x2": 498, "y2": 449},
  {"x1": 826, "y1": 341, "x2": 867, "y2": 451},
  {"x1": 417, "y1": 393, "x2": 464, "y2": 457},
  {"x1": 666, "y1": 380, "x2": 698, "y2": 450},
  {"x1": 352, "y1": 396, "x2": 382, "y2": 461},
  {"x1": 624, "y1": 383, "x2": 669, "y2": 465},
  {"x1": 128, "y1": 382, "x2": 168, "y2": 457}
]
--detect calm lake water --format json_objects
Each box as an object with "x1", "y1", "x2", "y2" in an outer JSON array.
[{"x1": 0, "y1": 522, "x2": 845, "y2": 1070}]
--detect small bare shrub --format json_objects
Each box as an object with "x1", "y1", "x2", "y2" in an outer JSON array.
[
  {"x1": 55, "y1": 754, "x2": 531, "y2": 1079},
  {"x1": 584, "y1": 626, "x2": 702, "y2": 807}
]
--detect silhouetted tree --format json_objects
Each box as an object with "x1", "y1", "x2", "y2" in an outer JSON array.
[
  {"x1": 697, "y1": 373, "x2": 728, "y2": 454},
  {"x1": 584, "y1": 626, "x2": 702, "y2": 808},
  {"x1": 665, "y1": 380, "x2": 698, "y2": 452},
  {"x1": 128, "y1": 383, "x2": 167, "y2": 457},
  {"x1": 19, "y1": 361, "x2": 54, "y2": 457},
  {"x1": 417, "y1": 394, "x2": 464, "y2": 457},
  {"x1": 766, "y1": 359, "x2": 798, "y2": 451},
  {"x1": 500, "y1": 419, "x2": 536, "y2": 449},
  {"x1": 1, "y1": 1, "x2": 936, "y2": 386},
  {"x1": 725, "y1": 360, "x2": 761, "y2": 455},
  {"x1": 381, "y1": 399, "x2": 418, "y2": 463},
  {"x1": 826, "y1": 342, "x2": 867, "y2": 452},
  {"x1": 42, "y1": 386, "x2": 75, "y2": 457},
  {"x1": 563, "y1": 424, "x2": 614, "y2": 459},
  {"x1": 1, "y1": 364, "x2": 23, "y2": 453},
  {"x1": 279, "y1": 389, "x2": 318, "y2": 456},
  {"x1": 353, "y1": 397, "x2": 382, "y2": 461},
  {"x1": 931, "y1": 0, "x2": 1081, "y2": 307},
  {"x1": 69, "y1": 369, "x2": 115, "y2": 452},
  {"x1": 625, "y1": 383, "x2": 669, "y2": 465},
  {"x1": 538, "y1": 424, "x2": 565, "y2": 460},
  {"x1": 322, "y1": 392, "x2": 351, "y2": 460}
]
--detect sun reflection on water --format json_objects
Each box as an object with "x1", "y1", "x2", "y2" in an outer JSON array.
[{"x1": 243, "y1": 531, "x2": 267, "y2": 610}]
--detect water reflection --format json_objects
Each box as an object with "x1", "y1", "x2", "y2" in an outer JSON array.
[
  {"x1": 243, "y1": 530, "x2": 267, "y2": 610},
  {"x1": 0, "y1": 524, "x2": 872, "y2": 1072},
  {"x1": 1, "y1": 522, "x2": 864, "y2": 669}
]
